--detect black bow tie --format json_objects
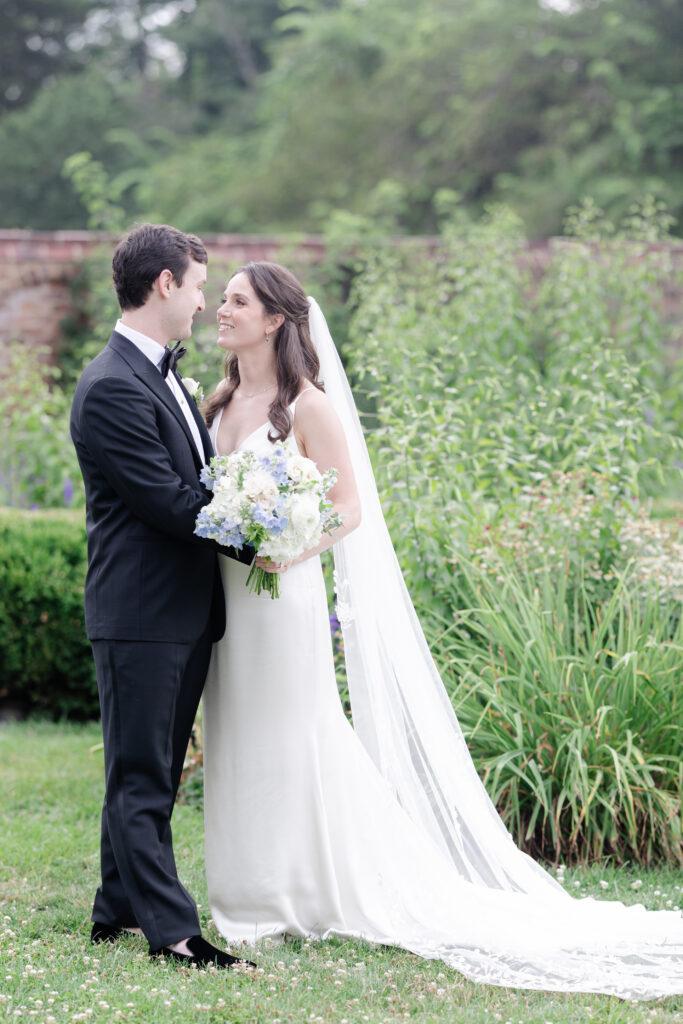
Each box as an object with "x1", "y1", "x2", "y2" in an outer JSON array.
[{"x1": 160, "y1": 340, "x2": 187, "y2": 378}]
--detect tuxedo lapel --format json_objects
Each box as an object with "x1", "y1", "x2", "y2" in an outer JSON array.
[
  {"x1": 107, "y1": 331, "x2": 205, "y2": 472},
  {"x1": 178, "y1": 374, "x2": 215, "y2": 463}
]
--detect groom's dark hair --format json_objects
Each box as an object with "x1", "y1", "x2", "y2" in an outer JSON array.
[{"x1": 112, "y1": 222, "x2": 208, "y2": 310}]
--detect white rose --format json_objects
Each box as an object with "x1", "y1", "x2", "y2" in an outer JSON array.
[
  {"x1": 213, "y1": 476, "x2": 239, "y2": 502},
  {"x1": 242, "y1": 469, "x2": 280, "y2": 512},
  {"x1": 210, "y1": 478, "x2": 243, "y2": 523},
  {"x1": 216, "y1": 457, "x2": 241, "y2": 482},
  {"x1": 183, "y1": 377, "x2": 204, "y2": 401},
  {"x1": 289, "y1": 491, "x2": 322, "y2": 538},
  {"x1": 287, "y1": 454, "x2": 322, "y2": 485},
  {"x1": 260, "y1": 523, "x2": 303, "y2": 562}
]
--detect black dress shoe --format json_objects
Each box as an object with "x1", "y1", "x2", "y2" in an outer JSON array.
[
  {"x1": 91, "y1": 922, "x2": 129, "y2": 944},
  {"x1": 149, "y1": 934, "x2": 256, "y2": 970}
]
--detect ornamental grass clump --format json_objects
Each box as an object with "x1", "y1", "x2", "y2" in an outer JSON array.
[
  {"x1": 429, "y1": 563, "x2": 682, "y2": 866},
  {"x1": 424, "y1": 471, "x2": 682, "y2": 866}
]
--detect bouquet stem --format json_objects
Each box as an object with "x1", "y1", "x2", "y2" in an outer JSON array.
[{"x1": 246, "y1": 562, "x2": 280, "y2": 599}]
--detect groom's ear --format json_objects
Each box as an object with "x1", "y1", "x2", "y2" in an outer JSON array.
[{"x1": 156, "y1": 269, "x2": 175, "y2": 298}]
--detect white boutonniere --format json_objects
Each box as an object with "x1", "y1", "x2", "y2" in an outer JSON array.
[{"x1": 183, "y1": 377, "x2": 204, "y2": 403}]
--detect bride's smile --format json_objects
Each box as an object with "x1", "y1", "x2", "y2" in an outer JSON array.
[{"x1": 216, "y1": 272, "x2": 281, "y2": 353}]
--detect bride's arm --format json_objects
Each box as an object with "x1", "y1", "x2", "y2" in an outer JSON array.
[{"x1": 255, "y1": 387, "x2": 361, "y2": 572}]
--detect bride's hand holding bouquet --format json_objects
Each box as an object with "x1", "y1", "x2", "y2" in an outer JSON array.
[{"x1": 195, "y1": 444, "x2": 342, "y2": 598}]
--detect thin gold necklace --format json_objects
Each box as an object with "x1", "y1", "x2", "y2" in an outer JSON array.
[{"x1": 239, "y1": 382, "x2": 277, "y2": 399}]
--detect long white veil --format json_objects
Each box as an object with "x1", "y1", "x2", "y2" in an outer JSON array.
[{"x1": 307, "y1": 296, "x2": 683, "y2": 998}]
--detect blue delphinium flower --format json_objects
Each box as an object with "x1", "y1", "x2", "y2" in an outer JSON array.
[
  {"x1": 320, "y1": 498, "x2": 335, "y2": 524},
  {"x1": 252, "y1": 503, "x2": 288, "y2": 535},
  {"x1": 218, "y1": 524, "x2": 245, "y2": 548},
  {"x1": 194, "y1": 508, "x2": 216, "y2": 538},
  {"x1": 260, "y1": 449, "x2": 289, "y2": 486},
  {"x1": 199, "y1": 465, "x2": 215, "y2": 489},
  {"x1": 252, "y1": 504, "x2": 272, "y2": 526}
]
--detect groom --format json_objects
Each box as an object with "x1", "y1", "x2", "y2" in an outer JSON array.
[{"x1": 70, "y1": 222, "x2": 253, "y2": 969}]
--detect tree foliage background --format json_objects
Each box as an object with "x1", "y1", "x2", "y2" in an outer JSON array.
[{"x1": 0, "y1": 0, "x2": 681, "y2": 236}]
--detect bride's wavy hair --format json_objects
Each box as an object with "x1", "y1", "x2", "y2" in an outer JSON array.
[{"x1": 203, "y1": 261, "x2": 324, "y2": 441}]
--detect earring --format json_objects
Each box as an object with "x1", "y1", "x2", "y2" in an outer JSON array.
[{"x1": 265, "y1": 332, "x2": 270, "y2": 344}]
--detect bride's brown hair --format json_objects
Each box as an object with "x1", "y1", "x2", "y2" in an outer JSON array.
[{"x1": 203, "y1": 261, "x2": 324, "y2": 441}]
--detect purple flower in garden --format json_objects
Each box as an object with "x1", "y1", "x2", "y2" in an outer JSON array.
[
  {"x1": 63, "y1": 478, "x2": 74, "y2": 506},
  {"x1": 329, "y1": 611, "x2": 344, "y2": 654}
]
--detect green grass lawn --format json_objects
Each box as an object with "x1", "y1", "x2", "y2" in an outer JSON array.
[{"x1": 1, "y1": 721, "x2": 681, "y2": 1024}]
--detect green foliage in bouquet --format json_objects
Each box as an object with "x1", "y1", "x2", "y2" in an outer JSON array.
[{"x1": 0, "y1": 509, "x2": 98, "y2": 719}]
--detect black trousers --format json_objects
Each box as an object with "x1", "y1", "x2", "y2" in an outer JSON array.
[{"x1": 90, "y1": 620, "x2": 213, "y2": 949}]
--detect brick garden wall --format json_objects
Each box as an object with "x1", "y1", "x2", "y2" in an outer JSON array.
[
  {"x1": 0, "y1": 230, "x2": 681, "y2": 368},
  {"x1": 0, "y1": 230, "x2": 328, "y2": 367},
  {"x1": 0, "y1": 232, "x2": 98, "y2": 365}
]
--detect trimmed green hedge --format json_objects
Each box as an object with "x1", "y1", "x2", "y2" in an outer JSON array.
[{"x1": 0, "y1": 508, "x2": 98, "y2": 719}]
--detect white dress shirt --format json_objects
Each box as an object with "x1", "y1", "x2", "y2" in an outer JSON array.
[{"x1": 115, "y1": 319, "x2": 205, "y2": 465}]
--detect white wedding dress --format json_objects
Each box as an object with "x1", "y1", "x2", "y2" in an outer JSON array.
[{"x1": 202, "y1": 393, "x2": 683, "y2": 1000}]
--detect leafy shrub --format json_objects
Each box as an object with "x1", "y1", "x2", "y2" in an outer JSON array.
[
  {"x1": 466, "y1": 470, "x2": 683, "y2": 608},
  {"x1": 346, "y1": 202, "x2": 681, "y2": 604},
  {"x1": 0, "y1": 508, "x2": 97, "y2": 719},
  {"x1": 344, "y1": 202, "x2": 683, "y2": 863},
  {"x1": 0, "y1": 347, "x2": 84, "y2": 510}
]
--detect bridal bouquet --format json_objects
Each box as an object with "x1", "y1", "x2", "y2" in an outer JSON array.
[{"x1": 195, "y1": 446, "x2": 341, "y2": 598}]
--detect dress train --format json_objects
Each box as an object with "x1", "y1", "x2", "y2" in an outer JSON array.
[{"x1": 202, "y1": 410, "x2": 683, "y2": 999}]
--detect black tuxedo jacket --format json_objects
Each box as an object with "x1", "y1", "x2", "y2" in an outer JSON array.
[{"x1": 70, "y1": 330, "x2": 249, "y2": 643}]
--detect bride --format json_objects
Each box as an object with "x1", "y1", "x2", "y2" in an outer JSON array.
[{"x1": 200, "y1": 260, "x2": 683, "y2": 999}]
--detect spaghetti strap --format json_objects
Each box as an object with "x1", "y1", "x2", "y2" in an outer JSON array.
[{"x1": 290, "y1": 385, "x2": 317, "y2": 413}]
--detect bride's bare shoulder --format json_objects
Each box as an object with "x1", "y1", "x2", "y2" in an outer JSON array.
[
  {"x1": 294, "y1": 382, "x2": 342, "y2": 436},
  {"x1": 295, "y1": 381, "x2": 332, "y2": 415}
]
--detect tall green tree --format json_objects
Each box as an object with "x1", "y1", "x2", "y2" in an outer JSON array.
[
  {"x1": 2, "y1": 0, "x2": 681, "y2": 234},
  {"x1": 0, "y1": 0, "x2": 96, "y2": 110},
  {"x1": 0, "y1": 69, "x2": 133, "y2": 228},
  {"x1": 164, "y1": 0, "x2": 283, "y2": 129},
  {"x1": 0, "y1": 0, "x2": 205, "y2": 227},
  {"x1": 496, "y1": 0, "x2": 683, "y2": 233},
  {"x1": 138, "y1": 0, "x2": 683, "y2": 236}
]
